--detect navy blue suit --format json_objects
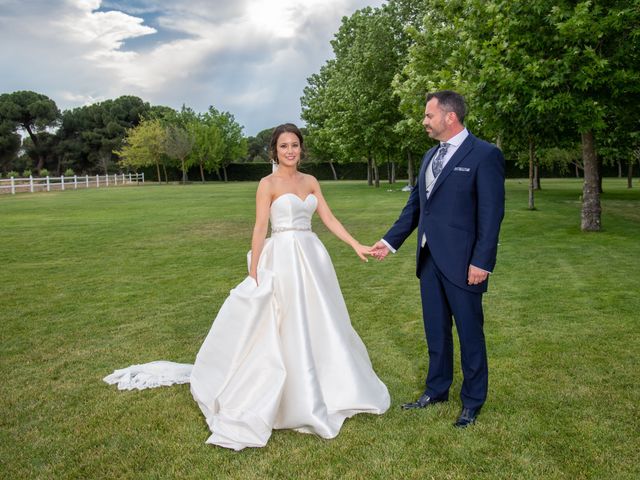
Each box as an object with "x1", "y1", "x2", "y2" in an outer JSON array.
[{"x1": 384, "y1": 133, "x2": 505, "y2": 409}]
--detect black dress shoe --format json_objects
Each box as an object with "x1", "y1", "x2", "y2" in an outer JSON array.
[
  {"x1": 401, "y1": 393, "x2": 448, "y2": 410},
  {"x1": 454, "y1": 407, "x2": 481, "y2": 427}
]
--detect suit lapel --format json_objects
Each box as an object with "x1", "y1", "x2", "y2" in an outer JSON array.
[{"x1": 428, "y1": 134, "x2": 476, "y2": 199}]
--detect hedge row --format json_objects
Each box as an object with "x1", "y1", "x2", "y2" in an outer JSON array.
[{"x1": 137, "y1": 161, "x2": 616, "y2": 183}]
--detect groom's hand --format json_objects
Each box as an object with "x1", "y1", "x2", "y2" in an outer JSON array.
[
  {"x1": 371, "y1": 241, "x2": 390, "y2": 260},
  {"x1": 467, "y1": 265, "x2": 489, "y2": 285}
]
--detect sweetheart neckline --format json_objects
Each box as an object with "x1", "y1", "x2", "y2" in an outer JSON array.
[{"x1": 272, "y1": 193, "x2": 317, "y2": 205}]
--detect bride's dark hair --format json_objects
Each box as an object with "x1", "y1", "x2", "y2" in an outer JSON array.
[{"x1": 269, "y1": 123, "x2": 305, "y2": 164}]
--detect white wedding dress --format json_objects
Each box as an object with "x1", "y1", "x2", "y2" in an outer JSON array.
[{"x1": 105, "y1": 193, "x2": 390, "y2": 450}]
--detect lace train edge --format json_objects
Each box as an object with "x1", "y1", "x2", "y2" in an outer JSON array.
[{"x1": 103, "y1": 361, "x2": 193, "y2": 391}]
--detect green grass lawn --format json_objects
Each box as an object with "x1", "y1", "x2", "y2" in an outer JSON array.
[{"x1": 1, "y1": 179, "x2": 638, "y2": 479}]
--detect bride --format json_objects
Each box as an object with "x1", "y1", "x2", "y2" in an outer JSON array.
[{"x1": 105, "y1": 123, "x2": 390, "y2": 451}]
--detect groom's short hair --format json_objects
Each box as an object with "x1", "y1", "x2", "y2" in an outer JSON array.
[{"x1": 426, "y1": 90, "x2": 467, "y2": 124}]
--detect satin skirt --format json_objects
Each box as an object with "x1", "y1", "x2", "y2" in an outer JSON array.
[{"x1": 190, "y1": 231, "x2": 390, "y2": 450}]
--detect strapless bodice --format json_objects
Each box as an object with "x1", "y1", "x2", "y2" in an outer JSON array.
[{"x1": 269, "y1": 193, "x2": 317, "y2": 232}]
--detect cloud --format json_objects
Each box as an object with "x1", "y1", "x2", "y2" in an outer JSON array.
[
  {"x1": 54, "y1": 0, "x2": 157, "y2": 58},
  {"x1": 0, "y1": 0, "x2": 385, "y2": 135}
]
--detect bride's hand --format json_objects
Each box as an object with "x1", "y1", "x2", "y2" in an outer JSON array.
[{"x1": 352, "y1": 243, "x2": 372, "y2": 262}]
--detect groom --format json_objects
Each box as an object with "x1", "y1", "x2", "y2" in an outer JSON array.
[{"x1": 371, "y1": 90, "x2": 505, "y2": 427}]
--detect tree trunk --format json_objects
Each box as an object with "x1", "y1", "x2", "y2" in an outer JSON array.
[
  {"x1": 35, "y1": 157, "x2": 44, "y2": 174},
  {"x1": 391, "y1": 161, "x2": 396, "y2": 184},
  {"x1": 528, "y1": 138, "x2": 535, "y2": 210},
  {"x1": 200, "y1": 162, "x2": 205, "y2": 183},
  {"x1": 24, "y1": 124, "x2": 45, "y2": 174},
  {"x1": 181, "y1": 158, "x2": 187, "y2": 184},
  {"x1": 367, "y1": 156, "x2": 373, "y2": 186},
  {"x1": 627, "y1": 160, "x2": 633, "y2": 188},
  {"x1": 575, "y1": 162, "x2": 580, "y2": 178},
  {"x1": 407, "y1": 151, "x2": 415, "y2": 187},
  {"x1": 328, "y1": 160, "x2": 337, "y2": 180},
  {"x1": 101, "y1": 152, "x2": 110, "y2": 175},
  {"x1": 581, "y1": 131, "x2": 601, "y2": 231},
  {"x1": 215, "y1": 168, "x2": 222, "y2": 181},
  {"x1": 155, "y1": 160, "x2": 162, "y2": 183},
  {"x1": 534, "y1": 162, "x2": 541, "y2": 190},
  {"x1": 223, "y1": 165, "x2": 228, "y2": 182},
  {"x1": 373, "y1": 159, "x2": 380, "y2": 188},
  {"x1": 617, "y1": 161, "x2": 622, "y2": 178},
  {"x1": 162, "y1": 163, "x2": 168, "y2": 183}
]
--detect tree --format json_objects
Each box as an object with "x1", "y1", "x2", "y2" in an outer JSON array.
[
  {"x1": 22, "y1": 132, "x2": 59, "y2": 174},
  {"x1": 462, "y1": 0, "x2": 571, "y2": 209},
  {"x1": 302, "y1": 7, "x2": 406, "y2": 187},
  {"x1": 301, "y1": 63, "x2": 344, "y2": 180},
  {"x1": 163, "y1": 124, "x2": 193, "y2": 183},
  {"x1": 0, "y1": 90, "x2": 60, "y2": 173},
  {"x1": 0, "y1": 120, "x2": 21, "y2": 173},
  {"x1": 394, "y1": 0, "x2": 639, "y2": 223},
  {"x1": 544, "y1": 0, "x2": 640, "y2": 230},
  {"x1": 304, "y1": 128, "x2": 340, "y2": 180},
  {"x1": 385, "y1": 0, "x2": 432, "y2": 186},
  {"x1": 115, "y1": 118, "x2": 166, "y2": 182},
  {"x1": 56, "y1": 95, "x2": 150, "y2": 174},
  {"x1": 397, "y1": 1, "x2": 555, "y2": 207},
  {"x1": 391, "y1": 0, "x2": 461, "y2": 188},
  {"x1": 207, "y1": 107, "x2": 247, "y2": 181},
  {"x1": 189, "y1": 118, "x2": 224, "y2": 182},
  {"x1": 159, "y1": 106, "x2": 197, "y2": 183},
  {"x1": 245, "y1": 128, "x2": 274, "y2": 164}
]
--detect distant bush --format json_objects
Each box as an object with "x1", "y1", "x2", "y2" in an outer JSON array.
[
  {"x1": 22, "y1": 169, "x2": 32, "y2": 177},
  {"x1": 7, "y1": 171, "x2": 19, "y2": 178},
  {"x1": 64, "y1": 169, "x2": 75, "y2": 177},
  {"x1": 39, "y1": 168, "x2": 50, "y2": 177}
]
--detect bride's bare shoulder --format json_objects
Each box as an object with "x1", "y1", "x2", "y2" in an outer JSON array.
[
  {"x1": 259, "y1": 174, "x2": 277, "y2": 185},
  {"x1": 301, "y1": 173, "x2": 320, "y2": 191},
  {"x1": 256, "y1": 175, "x2": 276, "y2": 195},
  {"x1": 299, "y1": 172, "x2": 318, "y2": 185}
]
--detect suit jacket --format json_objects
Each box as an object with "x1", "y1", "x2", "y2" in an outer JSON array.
[{"x1": 383, "y1": 133, "x2": 505, "y2": 293}]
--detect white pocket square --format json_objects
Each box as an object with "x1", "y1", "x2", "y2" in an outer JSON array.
[{"x1": 454, "y1": 167, "x2": 471, "y2": 172}]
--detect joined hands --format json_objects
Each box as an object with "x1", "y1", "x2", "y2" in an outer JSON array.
[
  {"x1": 353, "y1": 241, "x2": 389, "y2": 262},
  {"x1": 370, "y1": 241, "x2": 390, "y2": 261}
]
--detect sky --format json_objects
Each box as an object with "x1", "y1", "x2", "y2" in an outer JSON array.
[{"x1": 0, "y1": 0, "x2": 385, "y2": 136}]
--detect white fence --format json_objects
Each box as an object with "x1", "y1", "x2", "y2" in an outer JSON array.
[{"x1": 0, "y1": 173, "x2": 144, "y2": 195}]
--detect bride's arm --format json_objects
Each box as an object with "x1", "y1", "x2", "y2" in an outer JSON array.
[
  {"x1": 249, "y1": 178, "x2": 272, "y2": 282},
  {"x1": 312, "y1": 178, "x2": 370, "y2": 262}
]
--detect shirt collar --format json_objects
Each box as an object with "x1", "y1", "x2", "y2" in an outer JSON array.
[{"x1": 443, "y1": 128, "x2": 469, "y2": 148}]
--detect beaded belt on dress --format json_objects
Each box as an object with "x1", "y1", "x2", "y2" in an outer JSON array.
[{"x1": 271, "y1": 226, "x2": 312, "y2": 234}]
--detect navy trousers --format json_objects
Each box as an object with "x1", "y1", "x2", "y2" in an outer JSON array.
[{"x1": 419, "y1": 253, "x2": 488, "y2": 409}]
